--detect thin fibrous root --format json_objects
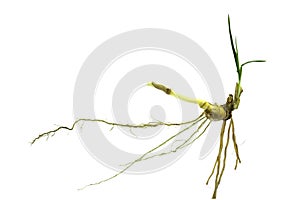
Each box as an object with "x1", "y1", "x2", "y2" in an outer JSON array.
[
  {"x1": 206, "y1": 158, "x2": 217, "y2": 185},
  {"x1": 206, "y1": 121, "x2": 226, "y2": 186},
  {"x1": 31, "y1": 113, "x2": 204, "y2": 145},
  {"x1": 78, "y1": 113, "x2": 206, "y2": 190},
  {"x1": 231, "y1": 118, "x2": 241, "y2": 169},
  {"x1": 212, "y1": 120, "x2": 226, "y2": 199},
  {"x1": 217, "y1": 119, "x2": 232, "y2": 186},
  {"x1": 120, "y1": 117, "x2": 210, "y2": 167}
]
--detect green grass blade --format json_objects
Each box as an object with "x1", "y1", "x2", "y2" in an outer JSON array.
[
  {"x1": 228, "y1": 15, "x2": 240, "y2": 73},
  {"x1": 241, "y1": 60, "x2": 266, "y2": 67}
]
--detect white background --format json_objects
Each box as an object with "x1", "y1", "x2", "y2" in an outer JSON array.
[{"x1": 1, "y1": 1, "x2": 299, "y2": 199}]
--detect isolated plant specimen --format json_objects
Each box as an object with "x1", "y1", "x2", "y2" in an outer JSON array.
[{"x1": 31, "y1": 16, "x2": 265, "y2": 199}]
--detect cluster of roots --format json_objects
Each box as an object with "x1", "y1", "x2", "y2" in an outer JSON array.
[
  {"x1": 31, "y1": 106, "x2": 241, "y2": 199},
  {"x1": 206, "y1": 117, "x2": 241, "y2": 199}
]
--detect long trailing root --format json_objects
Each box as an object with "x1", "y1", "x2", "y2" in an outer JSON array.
[
  {"x1": 31, "y1": 112, "x2": 210, "y2": 190},
  {"x1": 206, "y1": 117, "x2": 241, "y2": 199},
  {"x1": 31, "y1": 113, "x2": 204, "y2": 145},
  {"x1": 78, "y1": 113, "x2": 207, "y2": 190}
]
